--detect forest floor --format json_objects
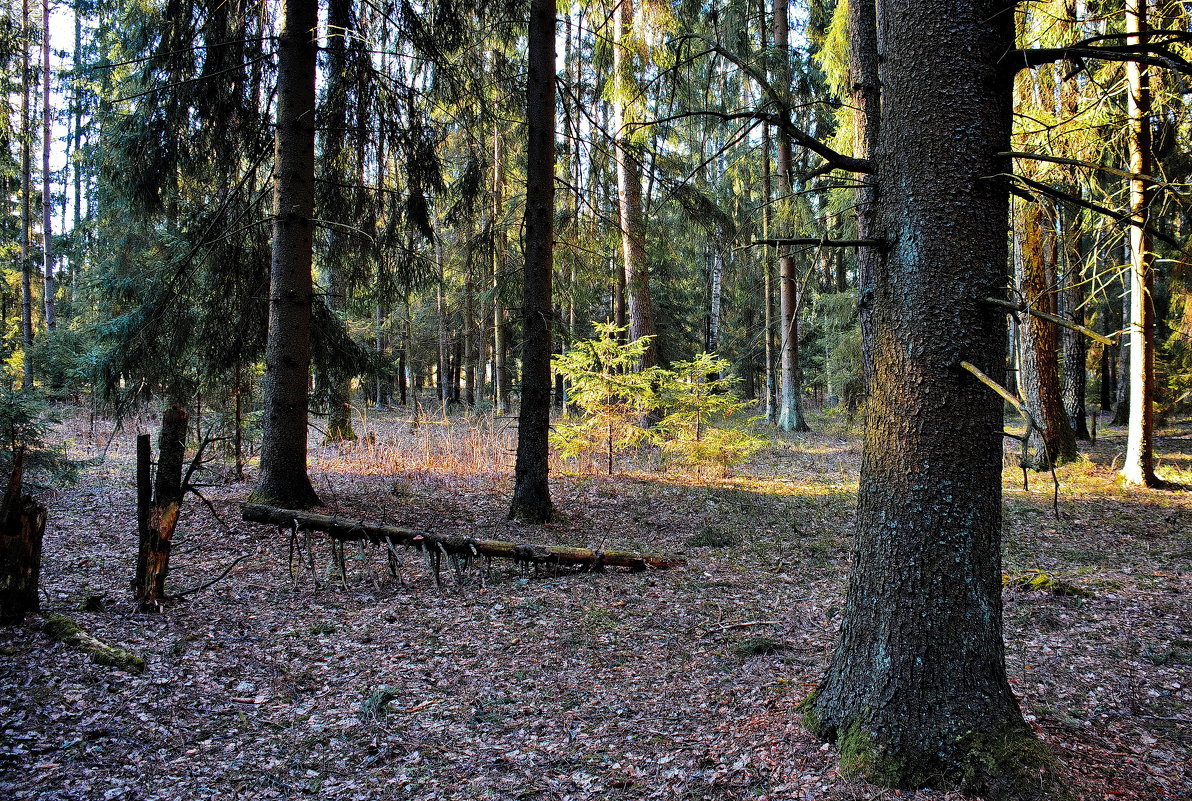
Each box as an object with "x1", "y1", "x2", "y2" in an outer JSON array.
[{"x1": 1, "y1": 405, "x2": 1189, "y2": 801}]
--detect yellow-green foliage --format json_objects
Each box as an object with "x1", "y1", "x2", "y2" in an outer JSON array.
[
  {"x1": 550, "y1": 324, "x2": 663, "y2": 470},
  {"x1": 656, "y1": 353, "x2": 766, "y2": 474},
  {"x1": 552, "y1": 330, "x2": 765, "y2": 474}
]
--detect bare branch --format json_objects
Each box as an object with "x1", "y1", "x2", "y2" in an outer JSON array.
[
  {"x1": 983, "y1": 297, "x2": 1114, "y2": 346},
  {"x1": 746, "y1": 238, "x2": 883, "y2": 248},
  {"x1": 1006, "y1": 173, "x2": 1182, "y2": 249},
  {"x1": 1005, "y1": 41, "x2": 1192, "y2": 77}
]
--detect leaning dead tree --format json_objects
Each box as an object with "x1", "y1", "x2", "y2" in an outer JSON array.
[
  {"x1": 0, "y1": 450, "x2": 46, "y2": 625},
  {"x1": 242, "y1": 504, "x2": 685, "y2": 576},
  {"x1": 134, "y1": 405, "x2": 188, "y2": 610}
]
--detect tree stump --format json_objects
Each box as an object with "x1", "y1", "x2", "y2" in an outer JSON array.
[
  {"x1": 0, "y1": 450, "x2": 47, "y2": 625},
  {"x1": 134, "y1": 405, "x2": 188, "y2": 610}
]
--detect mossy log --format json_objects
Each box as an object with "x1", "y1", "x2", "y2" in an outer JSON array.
[
  {"x1": 241, "y1": 503, "x2": 684, "y2": 570},
  {"x1": 42, "y1": 614, "x2": 146, "y2": 672}
]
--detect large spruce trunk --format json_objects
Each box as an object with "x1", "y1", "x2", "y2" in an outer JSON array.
[
  {"x1": 508, "y1": 0, "x2": 555, "y2": 523},
  {"x1": 254, "y1": 0, "x2": 320, "y2": 509},
  {"x1": 0, "y1": 451, "x2": 46, "y2": 625},
  {"x1": 807, "y1": 0, "x2": 1047, "y2": 792}
]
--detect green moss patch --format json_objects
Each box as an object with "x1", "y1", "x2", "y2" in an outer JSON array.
[{"x1": 43, "y1": 614, "x2": 146, "y2": 673}]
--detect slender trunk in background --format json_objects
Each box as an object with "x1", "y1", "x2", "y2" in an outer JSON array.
[
  {"x1": 464, "y1": 236, "x2": 476, "y2": 407},
  {"x1": 319, "y1": 0, "x2": 356, "y2": 442},
  {"x1": 41, "y1": 0, "x2": 55, "y2": 332},
  {"x1": 20, "y1": 0, "x2": 33, "y2": 389},
  {"x1": 1122, "y1": 0, "x2": 1158, "y2": 486},
  {"x1": 850, "y1": 0, "x2": 879, "y2": 394},
  {"x1": 253, "y1": 0, "x2": 320, "y2": 509},
  {"x1": 492, "y1": 128, "x2": 510, "y2": 413},
  {"x1": 1014, "y1": 199, "x2": 1078, "y2": 469},
  {"x1": 1060, "y1": 204, "x2": 1090, "y2": 440},
  {"x1": 774, "y1": 0, "x2": 809, "y2": 432},
  {"x1": 762, "y1": 121, "x2": 776, "y2": 423},
  {"x1": 1057, "y1": 2, "x2": 1089, "y2": 441},
  {"x1": 375, "y1": 304, "x2": 384, "y2": 406},
  {"x1": 612, "y1": 0, "x2": 657, "y2": 367},
  {"x1": 707, "y1": 249, "x2": 722, "y2": 354},
  {"x1": 1112, "y1": 240, "x2": 1131, "y2": 425},
  {"x1": 435, "y1": 239, "x2": 449, "y2": 405},
  {"x1": 509, "y1": 0, "x2": 555, "y2": 522}
]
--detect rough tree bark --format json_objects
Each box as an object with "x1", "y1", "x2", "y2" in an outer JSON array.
[
  {"x1": 0, "y1": 451, "x2": 46, "y2": 625},
  {"x1": 1059, "y1": 204, "x2": 1090, "y2": 440},
  {"x1": 1014, "y1": 199, "x2": 1078, "y2": 469},
  {"x1": 134, "y1": 405, "x2": 188, "y2": 610},
  {"x1": 806, "y1": 0, "x2": 1054, "y2": 793},
  {"x1": 254, "y1": 0, "x2": 321, "y2": 509},
  {"x1": 508, "y1": 0, "x2": 555, "y2": 523},
  {"x1": 850, "y1": 0, "x2": 879, "y2": 394}
]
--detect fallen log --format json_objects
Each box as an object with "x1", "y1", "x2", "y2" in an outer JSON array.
[
  {"x1": 241, "y1": 504, "x2": 684, "y2": 571},
  {"x1": 43, "y1": 614, "x2": 146, "y2": 672}
]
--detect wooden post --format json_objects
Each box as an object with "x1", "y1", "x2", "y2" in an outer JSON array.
[
  {"x1": 0, "y1": 450, "x2": 47, "y2": 625},
  {"x1": 134, "y1": 406, "x2": 188, "y2": 610}
]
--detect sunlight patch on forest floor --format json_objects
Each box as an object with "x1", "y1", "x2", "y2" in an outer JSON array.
[{"x1": 1, "y1": 407, "x2": 1187, "y2": 801}]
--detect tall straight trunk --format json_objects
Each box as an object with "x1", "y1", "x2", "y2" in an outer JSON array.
[
  {"x1": 464, "y1": 250, "x2": 476, "y2": 407},
  {"x1": 319, "y1": 0, "x2": 356, "y2": 442},
  {"x1": 612, "y1": 0, "x2": 657, "y2": 367},
  {"x1": 707, "y1": 249, "x2": 722, "y2": 353},
  {"x1": 435, "y1": 240, "x2": 449, "y2": 405},
  {"x1": 375, "y1": 304, "x2": 385, "y2": 406},
  {"x1": 762, "y1": 119, "x2": 776, "y2": 423},
  {"x1": 807, "y1": 0, "x2": 1044, "y2": 790},
  {"x1": 1060, "y1": 205, "x2": 1090, "y2": 440},
  {"x1": 1014, "y1": 199, "x2": 1078, "y2": 468},
  {"x1": 492, "y1": 129, "x2": 511, "y2": 413},
  {"x1": 41, "y1": 0, "x2": 54, "y2": 331},
  {"x1": 1122, "y1": 0, "x2": 1158, "y2": 486},
  {"x1": 20, "y1": 0, "x2": 33, "y2": 389},
  {"x1": 1057, "y1": 1, "x2": 1089, "y2": 441},
  {"x1": 508, "y1": 0, "x2": 555, "y2": 523},
  {"x1": 850, "y1": 0, "x2": 879, "y2": 393},
  {"x1": 1112, "y1": 240, "x2": 1131, "y2": 424},
  {"x1": 72, "y1": 6, "x2": 82, "y2": 245},
  {"x1": 773, "y1": 0, "x2": 808, "y2": 432},
  {"x1": 253, "y1": 0, "x2": 320, "y2": 509}
]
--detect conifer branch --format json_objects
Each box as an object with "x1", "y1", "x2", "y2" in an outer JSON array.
[
  {"x1": 1006, "y1": 41, "x2": 1192, "y2": 77},
  {"x1": 1004, "y1": 173, "x2": 1182, "y2": 249}
]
